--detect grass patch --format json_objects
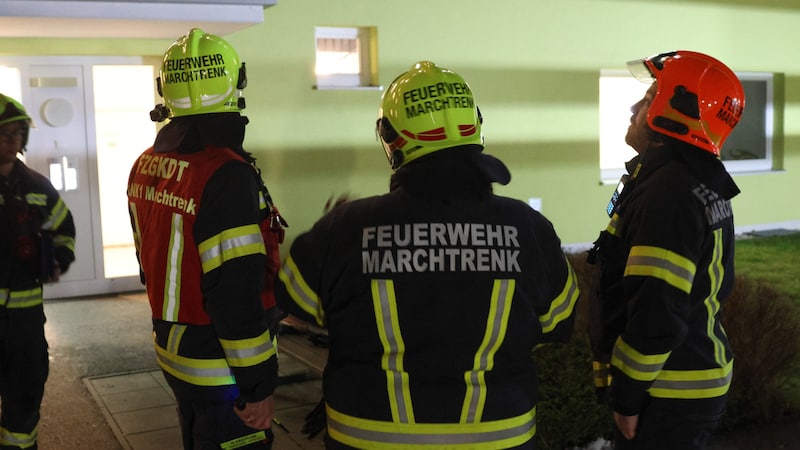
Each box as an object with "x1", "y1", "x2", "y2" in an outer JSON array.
[
  {"x1": 734, "y1": 230, "x2": 800, "y2": 414},
  {"x1": 736, "y1": 231, "x2": 800, "y2": 300}
]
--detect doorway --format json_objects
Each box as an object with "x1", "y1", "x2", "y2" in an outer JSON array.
[{"x1": 0, "y1": 56, "x2": 157, "y2": 299}]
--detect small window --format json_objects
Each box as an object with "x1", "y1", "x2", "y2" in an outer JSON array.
[
  {"x1": 314, "y1": 26, "x2": 378, "y2": 90},
  {"x1": 598, "y1": 70, "x2": 777, "y2": 182}
]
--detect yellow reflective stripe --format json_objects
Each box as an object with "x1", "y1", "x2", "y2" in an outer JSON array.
[
  {"x1": 129, "y1": 202, "x2": 142, "y2": 253},
  {"x1": 198, "y1": 224, "x2": 265, "y2": 274},
  {"x1": 42, "y1": 196, "x2": 70, "y2": 230},
  {"x1": 606, "y1": 214, "x2": 620, "y2": 236},
  {"x1": 625, "y1": 245, "x2": 696, "y2": 294},
  {"x1": 53, "y1": 234, "x2": 75, "y2": 252},
  {"x1": 372, "y1": 279, "x2": 414, "y2": 424},
  {"x1": 258, "y1": 191, "x2": 267, "y2": 210},
  {"x1": 221, "y1": 430, "x2": 267, "y2": 449},
  {"x1": 154, "y1": 343, "x2": 236, "y2": 386},
  {"x1": 163, "y1": 213, "x2": 184, "y2": 322},
  {"x1": 327, "y1": 404, "x2": 536, "y2": 450},
  {"x1": 611, "y1": 337, "x2": 671, "y2": 382},
  {"x1": 25, "y1": 192, "x2": 47, "y2": 206},
  {"x1": 278, "y1": 255, "x2": 325, "y2": 326},
  {"x1": 540, "y1": 260, "x2": 579, "y2": 333},
  {"x1": 461, "y1": 279, "x2": 514, "y2": 424},
  {"x1": 220, "y1": 330, "x2": 277, "y2": 367},
  {"x1": 649, "y1": 360, "x2": 733, "y2": 399},
  {"x1": 705, "y1": 228, "x2": 728, "y2": 367},
  {"x1": 1, "y1": 287, "x2": 43, "y2": 308},
  {"x1": 0, "y1": 425, "x2": 37, "y2": 448},
  {"x1": 166, "y1": 324, "x2": 187, "y2": 354},
  {"x1": 593, "y1": 361, "x2": 611, "y2": 388}
]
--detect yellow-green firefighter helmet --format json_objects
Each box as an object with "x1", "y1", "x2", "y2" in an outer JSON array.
[
  {"x1": 376, "y1": 61, "x2": 483, "y2": 169},
  {"x1": 0, "y1": 94, "x2": 32, "y2": 127},
  {"x1": 152, "y1": 28, "x2": 247, "y2": 121}
]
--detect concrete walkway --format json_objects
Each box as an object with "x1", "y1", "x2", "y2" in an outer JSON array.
[{"x1": 38, "y1": 292, "x2": 325, "y2": 449}]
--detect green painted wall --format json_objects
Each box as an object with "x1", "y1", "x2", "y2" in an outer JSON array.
[{"x1": 2, "y1": 0, "x2": 798, "y2": 246}]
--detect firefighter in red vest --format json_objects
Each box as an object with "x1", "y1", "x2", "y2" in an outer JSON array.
[
  {"x1": 0, "y1": 93, "x2": 76, "y2": 449},
  {"x1": 127, "y1": 28, "x2": 285, "y2": 449}
]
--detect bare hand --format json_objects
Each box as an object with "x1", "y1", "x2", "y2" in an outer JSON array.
[
  {"x1": 614, "y1": 411, "x2": 638, "y2": 440},
  {"x1": 44, "y1": 265, "x2": 61, "y2": 283},
  {"x1": 234, "y1": 395, "x2": 274, "y2": 430}
]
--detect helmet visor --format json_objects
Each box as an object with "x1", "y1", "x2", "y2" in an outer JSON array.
[{"x1": 626, "y1": 59, "x2": 655, "y2": 83}]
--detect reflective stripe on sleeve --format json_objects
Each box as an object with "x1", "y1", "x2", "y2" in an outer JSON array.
[
  {"x1": 625, "y1": 245, "x2": 696, "y2": 294},
  {"x1": 220, "y1": 330, "x2": 277, "y2": 367},
  {"x1": 42, "y1": 196, "x2": 70, "y2": 231},
  {"x1": 198, "y1": 224, "x2": 265, "y2": 274},
  {"x1": 278, "y1": 255, "x2": 325, "y2": 326},
  {"x1": 611, "y1": 336, "x2": 670, "y2": 382},
  {"x1": 540, "y1": 259, "x2": 580, "y2": 333},
  {"x1": 154, "y1": 342, "x2": 236, "y2": 386}
]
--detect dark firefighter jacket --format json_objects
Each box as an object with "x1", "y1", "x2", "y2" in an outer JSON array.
[
  {"x1": 275, "y1": 146, "x2": 580, "y2": 449},
  {"x1": 127, "y1": 113, "x2": 282, "y2": 403},
  {"x1": 1, "y1": 159, "x2": 75, "y2": 308},
  {"x1": 588, "y1": 140, "x2": 739, "y2": 417}
]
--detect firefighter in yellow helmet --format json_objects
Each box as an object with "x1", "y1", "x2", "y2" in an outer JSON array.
[
  {"x1": 587, "y1": 51, "x2": 744, "y2": 449},
  {"x1": 127, "y1": 29, "x2": 286, "y2": 449},
  {"x1": 275, "y1": 61, "x2": 580, "y2": 449},
  {"x1": 0, "y1": 93, "x2": 76, "y2": 449}
]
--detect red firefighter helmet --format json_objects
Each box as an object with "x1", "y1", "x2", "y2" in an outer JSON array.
[{"x1": 627, "y1": 50, "x2": 745, "y2": 156}]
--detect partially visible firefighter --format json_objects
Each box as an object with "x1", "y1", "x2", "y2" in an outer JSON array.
[
  {"x1": 0, "y1": 93, "x2": 76, "y2": 449},
  {"x1": 275, "y1": 61, "x2": 580, "y2": 449},
  {"x1": 587, "y1": 50, "x2": 745, "y2": 450},
  {"x1": 127, "y1": 28, "x2": 286, "y2": 450}
]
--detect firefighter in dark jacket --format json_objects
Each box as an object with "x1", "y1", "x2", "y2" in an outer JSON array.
[
  {"x1": 275, "y1": 61, "x2": 580, "y2": 449},
  {"x1": 127, "y1": 29, "x2": 285, "y2": 449},
  {"x1": 588, "y1": 51, "x2": 744, "y2": 450},
  {"x1": 0, "y1": 93, "x2": 76, "y2": 449}
]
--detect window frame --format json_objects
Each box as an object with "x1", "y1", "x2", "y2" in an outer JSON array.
[
  {"x1": 314, "y1": 26, "x2": 379, "y2": 90},
  {"x1": 598, "y1": 69, "x2": 777, "y2": 183}
]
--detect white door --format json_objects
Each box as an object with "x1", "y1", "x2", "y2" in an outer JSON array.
[{"x1": 1, "y1": 57, "x2": 156, "y2": 299}]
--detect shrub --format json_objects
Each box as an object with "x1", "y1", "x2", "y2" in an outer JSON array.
[
  {"x1": 720, "y1": 275, "x2": 800, "y2": 429},
  {"x1": 532, "y1": 253, "x2": 800, "y2": 447},
  {"x1": 533, "y1": 252, "x2": 612, "y2": 449}
]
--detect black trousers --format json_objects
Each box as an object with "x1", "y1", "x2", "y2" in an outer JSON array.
[
  {"x1": 614, "y1": 399, "x2": 723, "y2": 450},
  {"x1": 163, "y1": 371, "x2": 273, "y2": 450},
  {"x1": 0, "y1": 306, "x2": 49, "y2": 450}
]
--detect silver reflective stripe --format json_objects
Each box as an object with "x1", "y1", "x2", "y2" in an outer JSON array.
[
  {"x1": 372, "y1": 279, "x2": 413, "y2": 424},
  {"x1": 154, "y1": 344, "x2": 236, "y2": 386},
  {"x1": 651, "y1": 371, "x2": 732, "y2": 391},
  {"x1": 612, "y1": 345, "x2": 666, "y2": 379},
  {"x1": 4, "y1": 288, "x2": 43, "y2": 309},
  {"x1": 164, "y1": 213, "x2": 183, "y2": 321},
  {"x1": 328, "y1": 405, "x2": 536, "y2": 447},
  {"x1": 462, "y1": 279, "x2": 514, "y2": 423}
]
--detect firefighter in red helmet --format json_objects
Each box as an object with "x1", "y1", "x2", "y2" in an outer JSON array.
[
  {"x1": 588, "y1": 50, "x2": 744, "y2": 450},
  {"x1": 0, "y1": 93, "x2": 76, "y2": 449},
  {"x1": 127, "y1": 29, "x2": 286, "y2": 449}
]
